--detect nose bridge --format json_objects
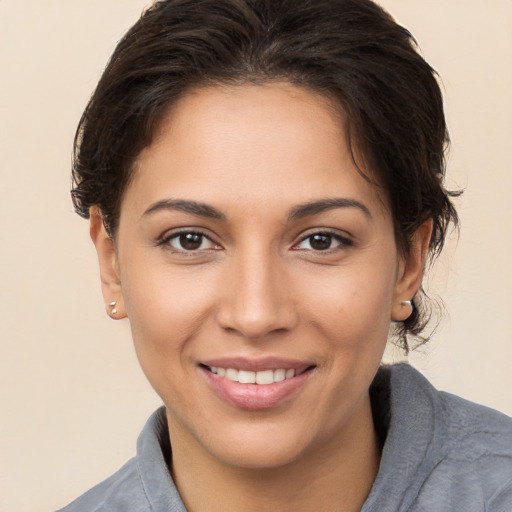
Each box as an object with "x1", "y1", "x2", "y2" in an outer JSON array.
[{"x1": 216, "y1": 244, "x2": 297, "y2": 338}]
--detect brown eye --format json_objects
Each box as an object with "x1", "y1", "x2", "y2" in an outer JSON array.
[
  {"x1": 180, "y1": 233, "x2": 203, "y2": 250},
  {"x1": 295, "y1": 232, "x2": 352, "y2": 252},
  {"x1": 166, "y1": 231, "x2": 216, "y2": 251},
  {"x1": 309, "y1": 234, "x2": 333, "y2": 251}
]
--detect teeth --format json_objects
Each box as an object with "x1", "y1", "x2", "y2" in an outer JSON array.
[
  {"x1": 226, "y1": 368, "x2": 238, "y2": 381},
  {"x1": 273, "y1": 369, "x2": 286, "y2": 382},
  {"x1": 255, "y1": 369, "x2": 274, "y2": 385},
  {"x1": 238, "y1": 370, "x2": 256, "y2": 384},
  {"x1": 208, "y1": 366, "x2": 298, "y2": 385}
]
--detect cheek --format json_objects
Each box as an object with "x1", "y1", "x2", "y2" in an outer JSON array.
[
  {"x1": 121, "y1": 275, "x2": 207, "y2": 409},
  {"x1": 123, "y1": 255, "x2": 215, "y2": 325},
  {"x1": 301, "y1": 254, "x2": 397, "y2": 352},
  {"x1": 120, "y1": 265, "x2": 218, "y2": 370}
]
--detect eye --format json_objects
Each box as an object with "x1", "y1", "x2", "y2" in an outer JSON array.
[
  {"x1": 163, "y1": 231, "x2": 218, "y2": 251},
  {"x1": 295, "y1": 232, "x2": 351, "y2": 251}
]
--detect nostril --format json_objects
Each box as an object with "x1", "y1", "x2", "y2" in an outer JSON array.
[
  {"x1": 214, "y1": 273, "x2": 299, "y2": 338},
  {"x1": 216, "y1": 305, "x2": 299, "y2": 339}
]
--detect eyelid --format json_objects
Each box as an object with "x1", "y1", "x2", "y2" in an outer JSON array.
[
  {"x1": 292, "y1": 229, "x2": 354, "y2": 250},
  {"x1": 157, "y1": 228, "x2": 222, "y2": 251},
  {"x1": 156, "y1": 227, "x2": 352, "y2": 252}
]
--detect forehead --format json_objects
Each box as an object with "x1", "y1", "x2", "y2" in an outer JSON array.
[{"x1": 127, "y1": 83, "x2": 389, "y2": 219}]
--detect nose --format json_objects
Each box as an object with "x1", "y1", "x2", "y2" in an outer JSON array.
[{"x1": 215, "y1": 249, "x2": 298, "y2": 340}]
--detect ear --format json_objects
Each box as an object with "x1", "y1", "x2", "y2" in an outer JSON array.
[
  {"x1": 89, "y1": 207, "x2": 127, "y2": 319},
  {"x1": 391, "y1": 219, "x2": 433, "y2": 322}
]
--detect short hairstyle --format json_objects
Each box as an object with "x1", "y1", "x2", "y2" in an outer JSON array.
[{"x1": 72, "y1": 0, "x2": 459, "y2": 350}]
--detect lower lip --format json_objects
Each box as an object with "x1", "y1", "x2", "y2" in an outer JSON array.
[{"x1": 201, "y1": 367, "x2": 313, "y2": 410}]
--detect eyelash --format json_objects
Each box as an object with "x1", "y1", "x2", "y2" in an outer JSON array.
[
  {"x1": 294, "y1": 230, "x2": 353, "y2": 252},
  {"x1": 157, "y1": 229, "x2": 220, "y2": 252},
  {"x1": 157, "y1": 229, "x2": 353, "y2": 253}
]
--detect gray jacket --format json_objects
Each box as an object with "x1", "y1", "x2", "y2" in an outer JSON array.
[{"x1": 57, "y1": 364, "x2": 512, "y2": 511}]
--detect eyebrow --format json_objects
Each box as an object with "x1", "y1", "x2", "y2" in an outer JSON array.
[
  {"x1": 142, "y1": 199, "x2": 226, "y2": 220},
  {"x1": 288, "y1": 198, "x2": 372, "y2": 220},
  {"x1": 142, "y1": 197, "x2": 371, "y2": 222}
]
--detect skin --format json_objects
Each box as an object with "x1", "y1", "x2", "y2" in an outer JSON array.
[{"x1": 91, "y1": 83, "x2": 432, "y2": 512}]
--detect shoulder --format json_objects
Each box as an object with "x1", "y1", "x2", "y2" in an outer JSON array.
[
  {"x1": 386, "y1": 363, "x2": 511, "y2": 448},
  {"x1": 389, "y1": 363, "x2": 512, "y2": 462},
  {"x1": 435, "y1": 390, "x2": 512, "y2": 503},
  {"x1": 55, "y1": 407, "x2": 186, "y2": 512},
  {"x1": 56, "y1": 457, "x2": 149, "y2": 512},
  {"x1": 437, "y1": 389, "x2": 512, "y2": 458},
  {"x1": 387, "y1": 364, "x2": 512, "y2": 509}
]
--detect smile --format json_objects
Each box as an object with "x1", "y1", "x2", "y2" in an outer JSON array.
[
  {"x1": 206, "y1": 366, "x2": 300, "y2": 385},
  {"x1": 200, "y1": 361, "x2": 315, "y2": 410}
]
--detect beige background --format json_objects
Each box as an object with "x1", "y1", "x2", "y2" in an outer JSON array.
[{"x1": 0, "y1": 1, "x2": 511, "y2": 510}]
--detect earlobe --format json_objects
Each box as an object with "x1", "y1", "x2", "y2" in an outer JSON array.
[
  {"x1": 89, "y1": 207, "x2": 127, "y2": 319},
  {"x1": 391, "y1": 219, "x2": 433, "y2": 322}
]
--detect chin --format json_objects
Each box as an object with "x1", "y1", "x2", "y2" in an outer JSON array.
[
  {"x1": 206, "y1": 434, "x2": 310, "y2": 470},
  {"x1": 171, "y1": 408, "x2": 320, "y2": 470}
]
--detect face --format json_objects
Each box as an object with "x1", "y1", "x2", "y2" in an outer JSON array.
[{"x1": 92, "y1": 83, "x2": 428, "y2": 470}]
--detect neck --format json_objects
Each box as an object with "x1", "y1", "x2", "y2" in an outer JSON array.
[{"x1": 168, "y1": 395, "x2": 381, "y2": 512}]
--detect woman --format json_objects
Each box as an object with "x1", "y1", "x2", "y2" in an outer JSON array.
[{"x1": 59, "y1": 0, "x2": 512, "y2": 510}]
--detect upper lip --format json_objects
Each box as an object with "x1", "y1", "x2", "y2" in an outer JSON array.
[{"x1": 200, "y1": 357, "x2": 315, "y2": 372}]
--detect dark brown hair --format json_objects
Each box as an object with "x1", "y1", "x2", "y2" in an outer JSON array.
[{"x1": 71, "y1": 0, "x2": 459, "y2": 350}]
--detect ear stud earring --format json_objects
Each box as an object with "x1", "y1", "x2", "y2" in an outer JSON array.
[
  {"x1": 401, "y1": 300, "x2": 413, "y2": 308},
  {"x1": 109, "y1": 301, "x2": 117, "y2": 315}
]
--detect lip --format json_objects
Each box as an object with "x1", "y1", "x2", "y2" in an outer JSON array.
[
  {"x1": 201, "y1": 357, "x2": 314, "y2": 372},
  {"x1": 199, "y1": 357, "x2": 316, "y2": 410}
]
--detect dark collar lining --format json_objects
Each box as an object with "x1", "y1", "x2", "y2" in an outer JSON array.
[{"x1": 369, "y1": 365, "x2": 392, "y2": 450}]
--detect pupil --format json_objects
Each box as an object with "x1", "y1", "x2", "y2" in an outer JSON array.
[
  {"x1": 180, "y1": 233, "x2": 202, "y2": 250},
  {"x1": 310, "y1": 234, "x2": 331, "y2": 250}
]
